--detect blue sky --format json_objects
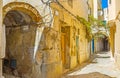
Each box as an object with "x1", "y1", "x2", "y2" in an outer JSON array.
[{"x1": 101, "y1": 0, "x2": 108, "y2": 9}]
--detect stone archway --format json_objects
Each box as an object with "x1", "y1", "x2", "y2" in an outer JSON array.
[
  {"x1": 2, "y1": 2, "x2": 42, "y2": 78},
  {"x1": 3, "y1": 2, "x2": 41, "y2": 22},
  {"x1": 94, "y1": 32, "x2": 110, "y2": 52}
]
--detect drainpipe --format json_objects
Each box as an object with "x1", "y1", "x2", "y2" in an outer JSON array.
[{"x1": 33, "y1": 26, "x2": 44, "y2": 60}]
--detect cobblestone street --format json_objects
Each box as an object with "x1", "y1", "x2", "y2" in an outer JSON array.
[{"x1": 63, "y1": 52, "x2": 120, "y2": 78}]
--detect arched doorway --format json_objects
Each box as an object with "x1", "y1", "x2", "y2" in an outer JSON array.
[
  {"x1": 3, "y1": 2, "x2": 42, "y2": 78},
  {"x1": 94, "y1": 32, "x2": 110, "y2": 52}
]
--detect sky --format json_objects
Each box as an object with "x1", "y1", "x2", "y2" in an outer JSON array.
[{"x1": 101, "y1": 0, "x2": 108, "y2": 9}]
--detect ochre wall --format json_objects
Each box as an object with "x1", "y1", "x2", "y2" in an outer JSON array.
[
  {"x1": 114, "y1": 20, "x2": 120, "y2": 69},
  {"x1": 2, "y1": 0, "x2": 90, "y2": 78},
  {"x1": 51, "y1": 0, "x2": 90, "y2": 72}
]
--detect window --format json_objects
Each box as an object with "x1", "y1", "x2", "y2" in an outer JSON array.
[
  {"x1": 68, "y1": 0, "x2": 73, "y2": 8},
  {"x1": 109, "y1": 0, "x2": 111, "y2": 4}
]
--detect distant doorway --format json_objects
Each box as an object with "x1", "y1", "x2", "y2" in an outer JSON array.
[
  {"x1": 76, "y1": 36, "x2": 79, "y2": 64},
  {"x1": 103, "y1": 37, "x2": 110, "y2": 51}
]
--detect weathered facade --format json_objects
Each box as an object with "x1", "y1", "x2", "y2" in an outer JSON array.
[
  {"x1": 88, "y1": 0, "x2": 110, "y2": 54},
  {"x1": 1, "y1": 0, "x2": 54, "y2": 78},
  {"x1": 108, "y1": 0, "x2": 120, "y2": 69},
  {"x1": 51, "y1": 0, "x2": 90, "y2": 72},
  {"x1": 0, "y1": 0, "x2": 91, "y2": 78}
]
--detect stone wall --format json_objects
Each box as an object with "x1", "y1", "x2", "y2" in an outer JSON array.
[
  {"x1": 0, "y1": 0, "x2": 4, "y2": 78},
  {"x1": 40, "y1": 28, "x2": 62, "y2": 78},
  {"x1": 2, "y1": 1, "x2": 90, "y2": 78},
  {"x1": 4, "y1": 25, "x2": 38, "y2": 78},
  {"x1": 114, "y1": 20, "x2": 120, "y2": 69},
  {"x1": 51, "y1": 1, "x2": 90, "y2": 71},
  {"x1": 4, "y1": 25, "x2": 62, "y2": 78}
]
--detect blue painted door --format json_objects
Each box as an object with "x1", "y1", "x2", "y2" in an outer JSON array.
[{"x1": 92, "y1": 39, "x2": 94, "y2": 53}]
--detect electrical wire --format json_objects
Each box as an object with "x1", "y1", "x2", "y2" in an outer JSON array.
[
  {"x1": 41, "y1": 0, "x2": 53, "y2": 27},
  {"x1": 41, "y1": 0, "x2": 50, "y2": 4},
  {"x1": 48, "y1": 3, "x2": 53, "y2": 27},
  {"x1": 56, "y1": 0, "x2": 76, "y2": 18}
]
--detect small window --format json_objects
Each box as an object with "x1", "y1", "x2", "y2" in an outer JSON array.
[
  {"x1": 109, "y1": 0, "x2": 111, "y2": 4},
  {"x1": 68, "y1": 0, "x2": 73, "y2": 8}
]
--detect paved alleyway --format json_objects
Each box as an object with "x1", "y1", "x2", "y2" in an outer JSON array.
[{"x1": 62, "y1": 52, "x2": 120, "y2": 78}]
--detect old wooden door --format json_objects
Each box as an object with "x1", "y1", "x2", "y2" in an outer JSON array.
[{"x1": 61, "y1": 33, "x2": 66, "y2": 67}]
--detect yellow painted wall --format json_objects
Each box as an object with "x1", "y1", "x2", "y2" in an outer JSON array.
[
  {"x1": 51, "y1": 0, "x2": 90, "y2": 72},
  {"x1": 59, "y1": 0, "x2": 88, "y2": 20},
  {"x1": 2, "y1": 0, "x2": 90, "y2": 78},
  {"x1": 114, "y1": 20, "x2": 120, "y2": 69},
  {"x1": 109, "y1": 16, "x2": 120, "y2": 70},
  {"x1": 108, "y1": 0, "x2": 120, "y2": 70},
  {"x1": 110, "y1": 24, "x2": 116, "y2": 57}
]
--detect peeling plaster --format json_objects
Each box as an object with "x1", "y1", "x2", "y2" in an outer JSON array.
[{"x1": 3, "y1": 0, "x2": 53, "y2": 60}]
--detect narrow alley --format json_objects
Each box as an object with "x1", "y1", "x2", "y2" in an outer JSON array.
[
  {"x1": 62, "y1": 52, "x2": 120, "y2": 78},
  {"x1": 1, "y1": 0, "x2": 120, "y2": 78}
]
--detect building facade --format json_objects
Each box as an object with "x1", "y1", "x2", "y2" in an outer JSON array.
[
  {"x1": 0, "y1": 0, "x2": 91, "y2": 78},
  {"x1": 50, "y1": 0, "x2": 90, "y2": 76},
  {"x1": 108, "y1": 0, "x2": 120, "y2": 69}
]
